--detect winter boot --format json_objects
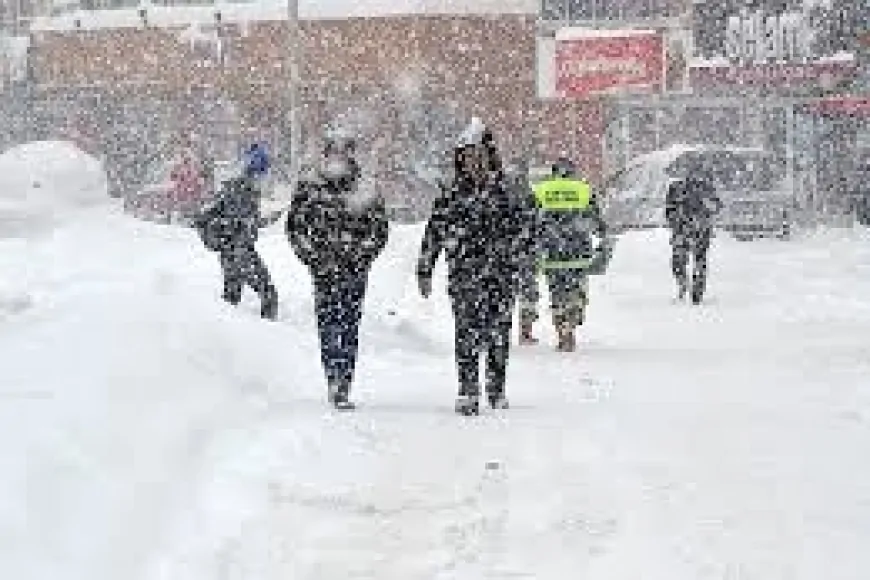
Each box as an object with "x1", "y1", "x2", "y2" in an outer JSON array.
[
  {"x1": 454, "y1": 394, "x2": 481, "y2": 416},
  {"x1": 691, "y1": 276, "x2": 705, "y2": 305},
  {"x1": 486, "y1": 380, "x2": 510, "y2": 410},
  {"x1": 676, "y1": 277, "x2": 688, "y2": 302},
  {"x1": 488, "y1": 393, "x2": 510, "y2": 410},
  {"x1": 556, "y1": 325, "x2": 576, "y2": 352},
  {"x1": 518, "y1": 323, "x2": 538, "y2": 345},
  {"x1": 260, "y1": 288, "x2": 279, "y2": 321},
  {"x1": 222, "y1": 288, "x2": 242, "y2": 307},
  {"x1": 328, "y1": 380, "x2": 356, "y2": 411}
]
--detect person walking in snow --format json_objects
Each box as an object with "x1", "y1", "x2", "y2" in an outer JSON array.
[
  {"x1": 531, "y1": 157, "x2": 609, "y2": 352},
  {"x1": 286, "y1": 133, "x2": 390, "y2": 410},
  {"x1": 665, "y1": 163, "x2": 723, "y2": 304},
  {"x1": 193, "y1": 143, "x2": 280, "y2": 320},
  {"x1": 505, "y1": 156, "x2": 543, "y2": 346},
  {"x1": 416, "y1": 119, "x2": 536, "y2": 415}
]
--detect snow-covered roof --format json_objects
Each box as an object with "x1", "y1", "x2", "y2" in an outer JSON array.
[
  {"x1": 29, "y1": 0, "x2": 537, "y2": 32},
  {"x1": 555, "y1": 27, "x2": 659, "y2": 42},
  {"x1": 300, "y1": 0, "x2": 538, "y2": 18}
]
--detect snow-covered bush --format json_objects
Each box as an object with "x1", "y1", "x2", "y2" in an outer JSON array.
[{"x1": 0, "y1": 140, "x2": 110, "y2": 238}]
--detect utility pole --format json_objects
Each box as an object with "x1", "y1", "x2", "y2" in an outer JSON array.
[{"x1": 287, "y1": 0, "x2": 300, "y2": 200}]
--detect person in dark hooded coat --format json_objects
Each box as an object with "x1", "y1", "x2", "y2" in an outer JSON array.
[
  {"x1": 286, "y1": 134, "x2": 390, "y2": 410},
  {"x1": 665, "y1": 164, "x2": 723, "y2": 304},
  {"x1": 416, "y1": 119, "x2": 536, "y2": 415},
  {"x1": 193, "y1": 146, "x2": 279, "y2": 320}
]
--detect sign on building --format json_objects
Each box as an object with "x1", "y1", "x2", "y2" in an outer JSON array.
[
  {"x1": 554, "y1": 28, "x2": 665, "y2": 97},
  {"x1": 691, "y1": 0, "x2": 863, "y2": 93},
  {"x1": 540, "y1": 0, "x2": 682, "y2": 23}
]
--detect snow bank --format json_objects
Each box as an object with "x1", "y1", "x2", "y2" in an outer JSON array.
[
  {"x1": 0, "y1": 213, "x2": 318, "y2": 580},
  {"x1": 0, "y1": 215, "x2": 445, "y2": 580},
  {"x1": 0, "y1": 141, "x2": 109, "y2": 238},
  {"x1": 2, "y1": 196, "x2": 870, "y2": 580}
]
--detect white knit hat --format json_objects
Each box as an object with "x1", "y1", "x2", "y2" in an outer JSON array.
[{"x1": 456, "y1": 116, "x2": 487, "y2": 148}]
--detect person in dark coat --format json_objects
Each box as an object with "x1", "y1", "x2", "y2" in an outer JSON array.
[
  {"x1": 665, "y1": 166, "x2": 724, "y2": 304},
  {"x1": 286, "y1": 134, "x2": 390, "y2": 410},
  {"x1": 193, "y1": 148, "x2": 280, "y2": 320},
  {"x1": 416, "y1": 118, "x2": 536, "y2": 416},
  {"x1": 505, "y1": 157, "x2": 542, "y2": 346}
]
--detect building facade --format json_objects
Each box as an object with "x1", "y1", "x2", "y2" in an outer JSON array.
[
  {"x1": 15, "y1": 6, "x2": 606, "y2": 211},
  {"x1": 6, "y1": 1, "x2": 866, "y2": 218}
]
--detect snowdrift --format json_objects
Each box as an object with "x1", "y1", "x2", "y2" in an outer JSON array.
[
  {"x1": 2, "y1": 204, "x2": 870, "y2": 580},
  {"x1": 0, "y1": 140, "x2": 109, "y2": 238}
]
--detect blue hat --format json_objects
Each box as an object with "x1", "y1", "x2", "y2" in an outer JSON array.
[{"x1": 242, "y1": 142, "x2": 270, "y2": 178}]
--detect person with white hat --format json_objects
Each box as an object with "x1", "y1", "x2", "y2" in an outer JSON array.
[{"x1": 416, "y1": 118, "x2": 536, "y2": 415}]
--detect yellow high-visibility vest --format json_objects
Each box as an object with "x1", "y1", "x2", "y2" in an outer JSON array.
[{"x1": 532, "y1": 177, "x2": 592, "y2": 211}]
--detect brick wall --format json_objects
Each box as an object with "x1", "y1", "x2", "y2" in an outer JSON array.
[{"x1": 29, "y1": 14, "x2": 605, "y2": 185}]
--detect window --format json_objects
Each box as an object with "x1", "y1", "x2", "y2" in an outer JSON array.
[
  {"x1": 540, "y1": 0, "x2": 568, "y2": 21},
  {"x1": 567, "y1": 0, "x2": 592, "y2": 19},
  {"x1": 543, "y1": 0, "x2": 684, "y2": 22}
]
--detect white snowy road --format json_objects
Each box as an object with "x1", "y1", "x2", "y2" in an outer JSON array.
[{"x1": 2, "y1": 210, "x2": 869, "y2": 580}]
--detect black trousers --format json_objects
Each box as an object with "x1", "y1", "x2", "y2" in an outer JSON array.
[
  {"x1": 517, "y1": 263, "x2": 540, "y2": 326},
  {"x1": 312, "y1": 271, "x2": 368, "y2": 389},
  {"x1": 450, "y1": 290, "x2": 514, "y2": 399},
  {"x1": 219, "y1": 244, "x2": 278, "y2": 319},
  {"x1": 670, "y1": 227, "x2": 712, "y2": 301}
]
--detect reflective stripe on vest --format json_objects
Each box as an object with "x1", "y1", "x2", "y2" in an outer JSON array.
[
  {"x1": 533, "y1": 177, "x2": 592, "y2": 211},
  {"x1": 539, "y1": 258, "x2": 593, "y2": 271}
]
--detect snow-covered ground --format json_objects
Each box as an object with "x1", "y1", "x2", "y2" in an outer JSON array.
[{"x1": 2, "y1": 182, "x2": 870, "y2": 578}]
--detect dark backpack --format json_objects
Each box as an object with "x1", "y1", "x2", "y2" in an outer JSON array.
[{"x1": 193, "y1": 201, "x2": 230, "y2": 252}]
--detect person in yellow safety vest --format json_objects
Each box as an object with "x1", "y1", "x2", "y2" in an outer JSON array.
[{"x1": 531, "y1": 157, "x2": 609, "y2": 352}]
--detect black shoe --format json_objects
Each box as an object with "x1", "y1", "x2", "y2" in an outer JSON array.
[
  {"x1": 454, "y1": 394, "x2": 480, "y2": 416},
  {"x1": 676, "y1": 279, "x2": 688, "y2": 301},
  {"x1": 691, "y1": 284, "x2": 705, "y2": 305},
  {"x1": 260, "y1": 289, "x2": 279, "y2": 320},
  {"x1": 222, "y1": 291, "x2": 242, "y2": 306},
  {"x1": 260, "y1": 302, "x2": 278, "y2": 320},
  {"x1": 488, "y1": 394, "x2": 510, "y2": 410},
  {"x1": 328, "y1": 381, "x2": 356, "y2": 410}
]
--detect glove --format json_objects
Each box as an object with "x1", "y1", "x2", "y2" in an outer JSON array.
[{"x1": 417, "y1": 271, "x2": 432, "y2": 299}]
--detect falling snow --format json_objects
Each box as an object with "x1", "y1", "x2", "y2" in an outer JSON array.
[{"x1": 0, "y1": 0, "x2": 868, "y2": 578}]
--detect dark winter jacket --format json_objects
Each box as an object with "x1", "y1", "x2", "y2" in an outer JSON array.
[
  {"x1": 665, "y1": 175, "x2": 723, "y2": 234},
  {"x1": 417, "y1": 173, "x2": 537, "y2": 300},
  {"x1": 286, "y1": 178, "x2": 390, "y2": 277},
  {"x1": 194, "y1": 176, "x2": 269, "y2": 252},
  {"x1": 532, "y1": 176, "x2": 608, "y2": 271}
]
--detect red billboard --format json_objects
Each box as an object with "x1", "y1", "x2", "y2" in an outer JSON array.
[
  {"x1": 799, "y1": 97, "x2": 870, "y2": 117},
  {"x1": 555, "y1": 30, "x2": 665, "y2": 98}
]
